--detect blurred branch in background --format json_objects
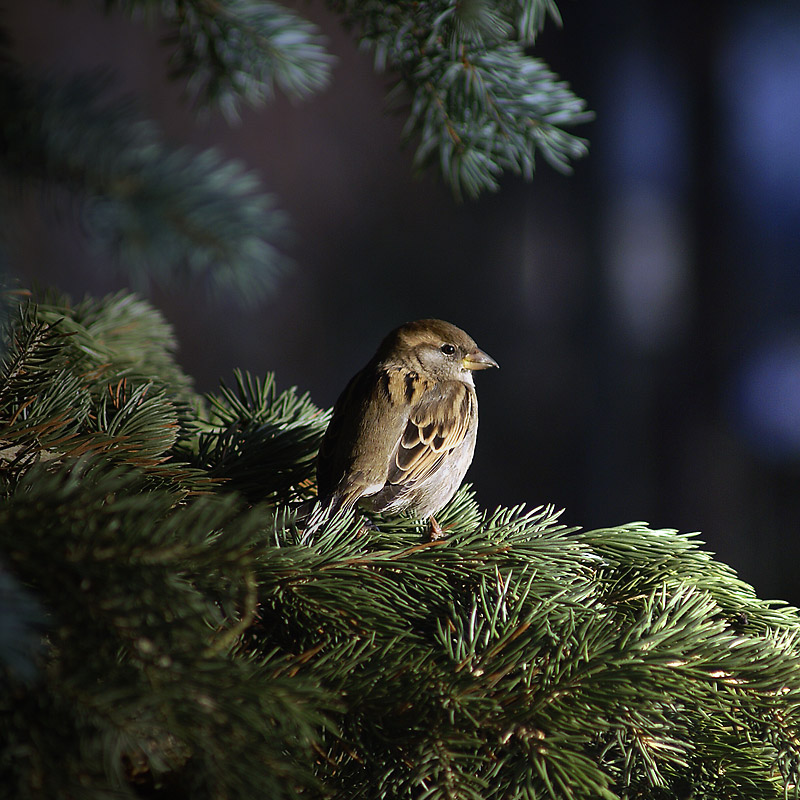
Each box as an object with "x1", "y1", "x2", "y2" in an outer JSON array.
[
  {"x1": 0, "y1": 0, "x2": 590, "y2": 298},
  {"x1": 0, "y1": 67, "x2": 291, "y2": 300}
]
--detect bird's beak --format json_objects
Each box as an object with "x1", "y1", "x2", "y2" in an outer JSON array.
[{"x1": 462, "y1": 348, "x2": 499, "y2": 371}]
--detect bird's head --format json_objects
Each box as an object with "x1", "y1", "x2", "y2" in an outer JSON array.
[{"x1": 378, "y1": 319, "x2": 498, "y2": 384}]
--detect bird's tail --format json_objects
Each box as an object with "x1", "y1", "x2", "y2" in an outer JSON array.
[{"x1": 293, "y1": 491, "x2": 359, "y2": 543}]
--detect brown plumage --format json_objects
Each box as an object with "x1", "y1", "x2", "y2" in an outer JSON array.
[{"x1": 316, "y1": 319, "x2": 498, "y2": 529}]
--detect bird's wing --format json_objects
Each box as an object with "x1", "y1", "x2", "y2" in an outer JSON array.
[
  {"x1": 385, "y1": 380, "x2": 475, "y2": 489},
  {"x1": 316, "y1": 366, "x2": 372, "y2": 508}
]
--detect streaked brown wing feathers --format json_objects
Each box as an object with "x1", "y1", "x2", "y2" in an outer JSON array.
[{"x1": 388, "y1": 383, "x2": 474, "y2": 487}]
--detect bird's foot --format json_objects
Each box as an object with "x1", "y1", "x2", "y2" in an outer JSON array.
[{"x1": 428, "y1": 516, "x2": 451, "y2": 541}]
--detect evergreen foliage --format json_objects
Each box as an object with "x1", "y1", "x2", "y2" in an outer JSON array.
[
  {"x1": 3, "y1": 290, "x2": 800, "y2": 799},
  {"x1": 106, "y1": 0, "x2": 334, "y2": 116},
  {"x1": 5, "y1": 4, "x2": 796, "y2": 798},
  {"x1": 1, "y1": 0, "x2": 590, "y2": 293},
  {"x1": 331, "y1": 0, "x2": 592, "y2": 197},
  {"x1": 0, "y1": 67, "x2": 289, "y2": 299}
]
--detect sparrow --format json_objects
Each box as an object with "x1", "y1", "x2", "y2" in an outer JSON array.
[{"x1": 316, "y1": 319, "x2": 498, "y2": 535}]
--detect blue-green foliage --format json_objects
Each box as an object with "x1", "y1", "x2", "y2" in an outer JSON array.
[
  {"x1": 331, "y1": 0, "x2": 591, "y2": 197},
  {"x1": 0, "y1": 70, "x2": 289, "y2": 300},
  {"x1": 1, "y1": 1, "x2": 590, "y2": 304}
]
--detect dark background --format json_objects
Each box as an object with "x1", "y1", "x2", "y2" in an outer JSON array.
[{"x1": 6, "y1": 2, "x2": 800, "y2": 602}]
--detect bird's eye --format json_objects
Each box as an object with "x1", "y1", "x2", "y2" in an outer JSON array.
[{"x1": 440, "y1": 344, "x2": 456, "y2": 356}]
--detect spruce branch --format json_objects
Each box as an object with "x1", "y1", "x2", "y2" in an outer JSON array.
[
  {"x1": 329, "y1": 0, "x2": 592, "y2": 197},
  {"x1": 106, "y1": 0, "x2": 334, "y2": 116},
  {"x1": 164, "y1": 0, "x2": 334, "y2": 118},
  {"x1": 33, "y1": 289, "x2": 194, "y2": 401},
  {"x1": 183, "y1": 369, "x2": 331, "y2": 504},
  {"x1": 5, "y1": 288, "x2": 800, "y2": 798},
  {"x1": 403, "y1": 44, "x2": 592, "y2": 199},
  {"x1": 0, "y1": 68, "x2": 289, "y2": 299},
  {"x1": 0, "y1": 456, "x2": 335, "y2": 799},
  {"x1": 507, "y1": 0, "x2": 563, "y2": 44},
  {"x1": 0, "y1": 292, "x2": 209, "y2": 493},
  {"x1": 249, "y1": 499, "x2": 800, "y2": 799}
]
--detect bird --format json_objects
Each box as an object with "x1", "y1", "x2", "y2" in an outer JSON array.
[{"x1": 316, "y1": 319, "x2": 498, "y2": 537}]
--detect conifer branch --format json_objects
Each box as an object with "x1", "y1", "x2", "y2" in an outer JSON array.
[
  {"x1": 0, "y1": 292, "x2": 210, "y2": 493},
  {"x1": 183, "y1": 369, "x2": 330, "y2": 504},
  {"x1": 6, "y1": 302, "x2": 800, "y2": 795},
  {"x1": 329, "y1": 0, "x2": 592, "y2": 197},
  {"x1": 164, "y1": 0, "x2": 334, "y2": 117},
  {"x1": 0, "y1": 68, "x2": 289, "y2": 299},
  {"x1": 107, "y1": 0, "x2": 334, "y2": 116},
  {"x1": 4, "y1": 290, "x2": 800, "y2": 797}
]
